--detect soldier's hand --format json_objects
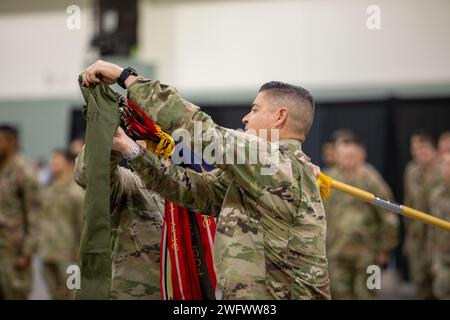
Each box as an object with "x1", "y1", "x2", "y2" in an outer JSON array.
[
  {"x1": 112, "y1": 127, "x2": 138, "y2": 156},
  {"x1": 14, "y1": 255, "x2": 31, "y2": 270},
  {"x1": 82, "y1": 60, "x2": 123, "y2": 87}
]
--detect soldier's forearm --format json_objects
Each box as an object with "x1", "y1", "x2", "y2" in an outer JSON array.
[
  {"x1": 126, "y1": 78, "x2": 219, "y2": 147},
  {"x1": 130, "y1": 148, "x2": 223, "y2": 216}
]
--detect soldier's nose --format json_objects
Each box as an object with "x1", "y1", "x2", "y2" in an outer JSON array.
[{"x1": 242, "y1": 114, "x2": 249, "y2": 125}]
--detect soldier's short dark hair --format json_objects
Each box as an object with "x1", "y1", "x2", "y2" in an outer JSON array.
[
  {"x1": 53, "y1": 148, "x2": 76, "y2": 164},
  {"x1": 259, "y1": 81, "x2": 315, "y2": 109},
  {"x1": 411, "y1": 129, "x2": 436, "y2": 148},
  {"x1": 334, "y1": 132, "x2": 366, "y2": 150},
  {"x1": 0, "y1": 125, "x2": 18, "y2": 141},
  {"x1": 259, "y1": 81, "x2": 315, "y2": 137}
]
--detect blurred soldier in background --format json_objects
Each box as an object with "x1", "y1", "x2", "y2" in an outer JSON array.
[
  {"x1": 38, "y1": 149, "x2": 83, "y2": 299},
  {"x1": 322, "y1": 129, "x2": 358, "y2": 171},
  {"x1": 403, "y1": 131, "x2": 442, "y2": 299},
  {"x1": 0, "y1": 125, "x2": 41, "y2": 299},
  {"x1": 321, "y1": 141, "x2": 336, "y2": 171},
  {"x1": 428, "y1": 152, "x2": 450, "y2": 299},
  {"x1": 325, "y1": 136, "x2": 399, "y2": 299},
  {"x1": 331, "y1": 129, "x2": 356, "y2": 145},
  {"x1": 69, "y1": 138, "x2": 84, "y2": 157},
  {"x1": 74, "y1": 145, "x2": 165, "y2": 299},
  {"x1": 35, "y1": 158, "x2": 51, "y2": 187},
  {"x1": 438, "y1": 131, "x2": 450, "y2": 156}
]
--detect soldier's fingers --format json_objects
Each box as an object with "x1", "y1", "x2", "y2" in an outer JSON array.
[
  {"x1": 87, "y1": 65, "x2": 102, "y2": 84},
  {"x1": 82, "y1": 72, "x2": 91, "y2": 87},
  {"x1": 84, "y1": 67, "x2": 94, "y2": 86},
  {"x1": 81, "y1": 72, "x2": 87, "y2": 87},
  {"x1": 85, "y1": 68, "x2": 101, "y2": 86},
  {"x1": 83, "y1": 74, "x2": 91, "y2": 87}
]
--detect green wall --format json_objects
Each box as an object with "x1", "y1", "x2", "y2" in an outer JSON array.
[{"x1": 0, "y1": 99, "x2": 79, "y2": 163}]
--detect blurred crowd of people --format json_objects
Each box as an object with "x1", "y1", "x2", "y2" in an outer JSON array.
[
  {"x1": 0, "y1": 124, "x2": 84, "y2": 299},
  {"x1": 321, "y1": 129, "x2": 450, "y2": 300},
  {"x1": 1, "y1": 122, "x2": 449, "y2": 300}
]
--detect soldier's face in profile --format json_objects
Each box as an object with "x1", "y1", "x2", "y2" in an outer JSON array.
[
  {"x1": 50, "y1": 153, "x2": 68, "y2": 176},
  {"x1": 242, "y1": 92, "x2": 280, "y2": 139}
]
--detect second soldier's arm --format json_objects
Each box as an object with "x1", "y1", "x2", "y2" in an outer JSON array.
[
  {"x1": 74, "y1": 145, "x2": 143, "y2": 209},
  {"x1": 129, "y1": 150, "x2": 228, "y2": 216}
]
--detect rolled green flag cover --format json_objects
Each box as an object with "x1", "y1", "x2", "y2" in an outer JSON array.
[{"x1": 76, "y1": 75, "x2": 119, "y2": 299}]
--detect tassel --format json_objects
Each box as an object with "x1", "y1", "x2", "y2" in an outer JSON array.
[{"x1": 317, "y1": 172, "x2": 332, "y2": 200}]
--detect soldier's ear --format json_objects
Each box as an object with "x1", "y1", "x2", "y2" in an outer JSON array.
[{"x1": 274, "y1": 107, "x2": 288, "y2": 129}]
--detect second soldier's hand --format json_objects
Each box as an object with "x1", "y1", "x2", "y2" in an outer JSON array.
[{"x1": 112, "y1": 127, "x2": 138, "y2": 156}]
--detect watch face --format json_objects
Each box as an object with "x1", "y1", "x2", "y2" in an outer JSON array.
[{"x1": 128, "y1": 67, "x2": 137, "y2": 75}]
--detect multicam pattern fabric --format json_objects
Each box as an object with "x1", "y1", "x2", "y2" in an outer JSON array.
[
  {"x1": 126, "y1": 78, "x2": 331, "y2": 299},
  {"x1": 0, "y1": 154, "x2": 41, "y2": 299},
  {"x1": 74, "y1": 148, "x2": 164, "y2": 299},
  {"x1": 403, "y1": 161, "x2": 442, "y2": 299},
  {"x1": 429, "y1": 183, "x2": 450, "y2": 299}
]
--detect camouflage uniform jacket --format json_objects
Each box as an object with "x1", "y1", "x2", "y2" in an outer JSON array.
[
  {"x1": 38, "y1": 177, "x2": 84, "y2": 262},
  {"x1": 324, "y1": 164, "x2": 398, "y2": 259},
  {"x1": 429, "y1": 183, "x2": 450, "y2": 267},
  {"x1": 126, "y1": 78, "x2": 331, "y2": 300},
  {"x1": 74, "y1": 146, "x2": 164, "y2": 299},
  {"x1": 0, "y1": 154, "x2": 41, "y2": 257},
  {"x1": 403, "y1": 161, "x2": 442, "y2": 255}
]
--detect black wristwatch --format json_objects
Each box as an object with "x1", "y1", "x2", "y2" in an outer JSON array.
[{"x1": 117, "y1": 67, "x2": 138, "y2": 89}]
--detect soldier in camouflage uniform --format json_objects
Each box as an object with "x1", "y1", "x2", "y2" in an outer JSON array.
[
  {"x1": 321, "y1": 141, "x2": 336, "y2": 171},
  {"x1": 325, "y1": 138, "x2": 398, "y2": 299},
  {"x1": 38, "y1": 149, "x2": 84, "y2": 299},
  {"x1": 428, "y1": 152, "x2": 450, "y2": 299},
  {"x1": 82, "y1": 60, "x2": 331, "y2": 300},
  {"x1": 0, "y1": 125, "x2": 41, "y2": 299},
  {"x1": 403, "y1": 131, "x2": 441, "y2": 299},
  {"x1": 74, "y1": 144, "x2": 165, "y2": 299}
]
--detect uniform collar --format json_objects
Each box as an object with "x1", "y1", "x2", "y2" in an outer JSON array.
[{"x1": 278, "y1": 139, "x2": 302, "y2": 153}]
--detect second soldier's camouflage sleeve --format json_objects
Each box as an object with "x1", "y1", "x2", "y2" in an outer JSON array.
[{"x1": 74, "y1": 145, "x2": 143, "y2": 209}]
